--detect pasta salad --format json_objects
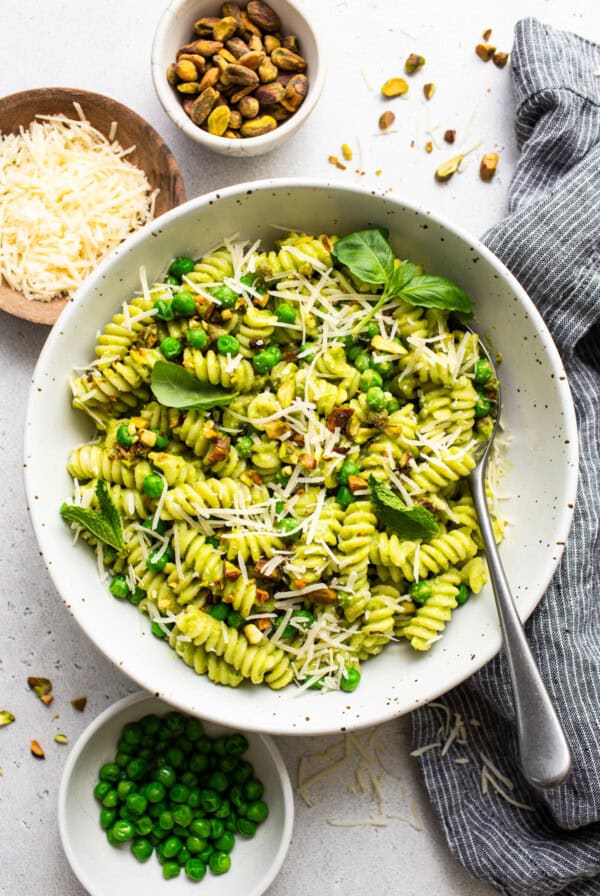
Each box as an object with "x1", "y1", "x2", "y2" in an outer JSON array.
[{"x1": 61, "y1": 228, "x2": 504, "y2": 693}]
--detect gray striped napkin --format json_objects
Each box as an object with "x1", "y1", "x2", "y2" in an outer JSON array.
[{"x1": 412, "y1": 18, "x2": 600, "y2": 896}]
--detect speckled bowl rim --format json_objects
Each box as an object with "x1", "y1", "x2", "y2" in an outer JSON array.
[
  {"x1": 58, "y1": 691, "x2": 294, "y2": 896},
  {"x1": 25, "y1": 178, "x2": 579, "y2": 735}
]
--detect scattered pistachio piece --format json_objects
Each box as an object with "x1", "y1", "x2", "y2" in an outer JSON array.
[
  {"x1": 443, "y1": 129, "x2": 456, "y2": 144},
  {"x1": 435, "y1": 154, "x2": 464, "y2": 182},
  {"x1": 378, "y1": 110, "x2": 395, "y2": 131},
  {"x1": 54, "y1": 734, "x2": 68, "y2": 745},
  {"x1": 30, "y1": 739, "x2": 45, "y2": 759},
  {"x1": 482, "y1": 28, "x2": 492, "y2": 41},
  {"x1": 404, "y1": 53, "x2": 426, "y2": 74},
  {"x1": 423, "y1": 83, "x2": 436, "y2": 100},
  {"x1": 341, "y1": 143, "x2": 353, "y2": 161},
  {"x1": 305, "y1": 586, "x2": 337, "y2": 605},
  {"x1": 493, "y1": 51, "x2": 509, "y2": 68},
  {"x1": 27, "y1": 677, "x2": 53, "y2": 703},
  {"x1": 425, "y1": 140, "x2": 433, "y2": 154},
  {"x1": 348, "y1": 475, "x2": 368, "y2": 493},
  {"x1": 71, "y1": 697, "x2": 87, "y2": 712},
  {"x1": 40, "y1": 694, "x2": 54, "y2": 707},
  {"x1": 0, "y1": 710, "x2": 15, "y2": 728},
  {"x1": 480, "y1": 152, "x2": 499, "y2": 181},
  {"x1": 381, "y1": 77, "x2": 409, "y2": 98},
  {"x1": 475, "y1": 43, "x2": 496, "y2": 62},
  {"x1": 328, "y1": 154, "x2": 347, "y2": 170}
]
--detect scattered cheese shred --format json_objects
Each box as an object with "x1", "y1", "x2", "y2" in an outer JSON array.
[{"x1": 0, "y1": 109, "x2": 158, "y2": 301}]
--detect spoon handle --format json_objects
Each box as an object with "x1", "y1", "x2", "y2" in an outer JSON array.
[{"x1": 469, "y1": 466, "x2": 572, "y2": 789}]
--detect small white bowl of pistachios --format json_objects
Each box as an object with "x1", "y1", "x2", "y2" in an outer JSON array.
[{"x1": 152, "y1": 0, "x2": 325, "y2": 156}]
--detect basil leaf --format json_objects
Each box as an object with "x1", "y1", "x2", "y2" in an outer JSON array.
[
  {"x1": 151, "y1": 360, "x2": 237, "y2": 410},
  {"x1": 95, "y1": 479, "x2": 123, "y2": 546},
  {"x1": 397, "y1": 274, "x2": 473, "y2": 318},
  {"x1": 60, "y1": 500, "x2": 125, "y2": 551},
  {"x1": 369, "y1": 477, "x2": 440, "y2": 539},
  {"x1": 331, "y1": 228, "x2": 395, "y2": 286},
  {"x1": 384, "y1": 260, "x2": 418, "y2": 297}
]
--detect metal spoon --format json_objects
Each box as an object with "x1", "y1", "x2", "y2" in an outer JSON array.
[{"x1": 465, "y1": 326, "x2": 572, "y2": 789}]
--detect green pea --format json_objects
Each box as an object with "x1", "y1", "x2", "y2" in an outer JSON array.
[
  {"x1": 99, "y1": 763, "x2": 120, "y2": 783},
  {"x1": 142, "y1": 473, "x2": 164, "y2": 499},
  {"x1": 474, "y1": 358, "x2": 493, "y2": 385},
  {"x1": 386, "y1": 397, "x2": 400, "y2": 414},
  {"x1": 214, "y1": 831, "x2": 235, "y2": 853},
  {"x1": 209, "y1": 603, "x2": 229, "y2": 621},
  {"x1": 214, "y1": 799, "x2": 231, "y2": 819},
  {"x1": 170, "y1": 783, "x2": 189, "y2": 803},
  {"x1": 236, "y1": 817, "x2": 256, "y2": 837},
  {"x1": 187, "y1": 326, "x2": 208, "y2": 350},
  {"x1": 151, "y1": 429, "x2": 169, "y2": 451},
  {"x1": 226, "y1": 610, "x2": 244, "y2": 629},
  {"x1": 142, "y1": 517, "x2": 168, "y2": 534},
  {"x1": 169, "y1": 256, "x2": 195, "y2": 280},
  {"x1": 166, "y1": 746, "x2": 185, "y2": 769},
  {"x1": 217, "y1": 334, "x2": 240, "y2": 356},
  {"x1": 239, "y1": 274, "x2": 255, "y2": 288},
  {"x1": 209, "y1": 852, "x2": 231, "y2": 875},
  {"x1": 276, "y1": 469, "x2": 290, "y2": 487},
  {"x1": 209, "y1": 819, "x2": 225, "y2": 840},
  {"x1": 116, "y1": 423, "x2": 135, "y2": 448},
  {"x1": 208, "y1": 771, "x2": 229, "y2": 793},
  {"x1": 200, "y1": 790, "x2": 221, "y2": 814},
  {"x1": 153, "y1": 299, "x2": 174, "y2": 321},
  {"x1": 365, "y1": 322, "x2": 380, "y2": 339},
  {"x1": 159, "y1": 336, "x2": 182, "y2": 360},
  {"x1": 275, "y1": 302, "x2": 296, "y2": 324},
  {"x1": 126, "y1": 793, "x2": 147, "y2": 816},
  {"x1": 347, "y1": 344, "x2": 361, "y2": 361},
  {"x1": 99, "y1": 808, "x2": 117, "y2": 830},
  {"x1": 340, "y1": 667, "x2": 361, "y2": 692},
  {"x1": 162, "y1": 861, "x2": 181, "y2": 880},
  {"x1": 456, "y1": 584, "x2": 470, "y2": 605},
  {"x1": 225, "y1": 733, "x2": 248, "y2": 757},
  {"x1": 232, "y1": 760, "x2": 253, "y2": 784},
  {"x1": 162, "y1": 835, "x2": 183, "y2": 858},
  {"x1": 298, "y1": 342, "x2": 316, "y2": 362},
  {"x1": 126, "y1": 758, "x2": 149, "y2": 781},
  {"x1": 111, "y1": 819, "x2": 135, "y2": 842},
  {"x1": 128, "y1": 587, "x2": 145, "y2": 607},
  {"x1": 106, "y1": 828, "x2": 119, "y2": 846},
  {"x1": 373, "y1": 358, "x2": 394, "y2": 378},
  {"x1": 135, "y1": 816, "x2": 153, "y2": 837},
  {"x1": 131, "y1": 837, "x2": 153, "y2": 862},
  {"x1": 122, "y1": 722, "x2": 143, "y2": 745},
  {"x1": 243, "y1": 779, "x2": 263, "y2": 801},
  {"x1": 177, "y1": 846, "x2": 191, "y2": 866},
  {"x1": 94, "y1": 781, "x2": 112, "y2": 801},
  {"x1": 366, "y1": 386, "x2": 386, "y2": 411},
  {"x1": 146, "y1": 545, "x2": 173, "y2": 572},
  {"x1": 199, "y1": 845, "x2": 215, "y2": 863},
  {"x1": 276, "y1": 517, "x2": 300, "y2": 539},
  {"x1": 116, "y1": 780, "x2": 136, "y2": 801},
  {"x1": 253, "y1": 344, "x2": 282, "y2": 373},
  {"x1": 172, "y1": 291, "x2": 196, "y2": 317},
  {"x1": 115, "y1": 752, "x2": 130, "y2": 769},
  {"x1": 359, "y1": 368, "x2": 383, "y2": 391},
  {"x1": 164, "y1": 274, "x2": 179, "y2": 286},
  {"x1": 185, "y1": 718, "x2": 204, "y2": 741},
  {"x1": 245, "y1": 800, "x2": 269, "y2": 823},
  {"x1": 224, "y1": 817, "x2": 237, "y2": 833},
  {"x1": 158, "y1": 811, "x2": 175, "y2": 832},
  {"x1": 210, "y1": 285, "x2": 239, "y2": 309},
  {"x1": 336, "y1": 485, "x2": 355, "y2": 507},
  {"x1": 185, "y1": 858, "x2": 207, "y2": 881},
  {"x1": 474, "y1": 394, "x2": 492, "y2": 418},
  {"x1": 190, "y1": 818, "x2": 211, "y2": 839},
  {"x1": 236, "y1": 435, "x2": 253, "y2": 458},
  {"x1": 190, "y1": 754, "x2": 210, "y2": 775},
  {"x1": 410, "y1": 580, "x2": 433, "y2": 604},
  {"x1": 354, "y1": 350, "x2": 372, "y2": 372},
  {"x1": 180, "y1": 771, "x2": 197, "y2": 788},
  {"x1": 109, "y1": 575, "x2": 130, "y2": 600},
  {"x1": 338, "y1": 458, "x2": 360, "y2": 485},
  {"x1": 154, "y1": 765, "x2": 177, "y2": 789}
]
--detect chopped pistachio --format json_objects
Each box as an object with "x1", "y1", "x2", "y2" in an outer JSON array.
[
  {"x1": 480, "y1": 152, "x2": 499, "y2": 181},
  {"x1": 30, "y1": 739, "x2": 45, "y2": 759},
  {"x1": 71, "y1": 697, "x2": 87, "y2": 712},
  {"x1": 41, "y1": 694, "x2": 54, "y2": 707},
  {"x1": 443, "y1": 129, "x2": 456, "y2": 144},
  {"x1": 341, "y1": 143, "x2": 353, "y2": 161},
  {"x1": 435, "y1": 154, "x2": 464, "y2": 182},
  {"x1": 425, "y1": 140, "x2": 433, "y2": 154},
  {"x1": 475, "y1": 43, "x2": 496, "y2": 62},
  {"x1": 423, "y1": 83, "x2": 436, "y2": 100},
  {"x1": 328, "y1": 154, "x2": 347, "y2": 171},
  {"x1": 378, "y1": 110, "x2": 395, "y2": 131},
  {"x1": 27, "y1": 676, "x2": 52, "y2": 701},
  {"x1": 0, "y1": 710, "x2": 15, "y2": 728},
  {"x1": 493, "y1": 51, "x2": 509, "y2": 68},
  {"x1": 381, "y1": 77, "x2": 409, "y2": 97},
  {"x1": 482, "y1": 28, "x2": 492, "y2": 41},
  {"x1": 54, "y1": 734, "x2": 68, "y2": 745},
  {"x1": 404, "y1": 53, "x2": 425, "y2": 74}
]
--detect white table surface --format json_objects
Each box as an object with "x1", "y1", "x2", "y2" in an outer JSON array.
[{"x1": 1, "y1": 1, "x2": 597, "y2": 894}]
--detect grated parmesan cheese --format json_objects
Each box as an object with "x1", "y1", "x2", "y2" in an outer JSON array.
[{"x1": 0, "y1": 109, "x2": 158, "y2": 301}]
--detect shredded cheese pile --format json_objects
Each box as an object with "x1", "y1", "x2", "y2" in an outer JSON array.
[{"x1": 0, "y1": 105, "x2": 158, "y2": 301}]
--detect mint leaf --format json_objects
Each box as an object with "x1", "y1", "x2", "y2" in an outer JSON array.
[
  {"x1": 331, "y1": 228, "x2": 395, "y2": 286},
  {"x1": 61, "y1": 479, "x2": 124, "y2": 550},
  {"x1": 398, "y1": 275, "x2": 473, "y2": 318},
  {"x1": 151, "y1": 360, "x2": 237, "y2": 410},
  {"x1": 369, "y1": 477, "x2": 440, "y2": 539}
]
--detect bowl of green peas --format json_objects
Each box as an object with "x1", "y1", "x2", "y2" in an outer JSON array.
[{"x1": 58, "y1": 691, "x2": 293, "y2": 894}]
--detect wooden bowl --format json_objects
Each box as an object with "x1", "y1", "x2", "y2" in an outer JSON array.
[{"x1": 0, "y1": 87, "x2": 186, "y2": 326}]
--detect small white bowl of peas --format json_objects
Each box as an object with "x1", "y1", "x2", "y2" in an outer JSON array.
[{"x1": 58, "y1": 691, "x2": 293, "y2": 895}]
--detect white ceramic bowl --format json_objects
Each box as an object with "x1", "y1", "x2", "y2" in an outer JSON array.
[
  {"x1": 59, "y1": 692, "x2": 294, "y2": 896},
  {"x1": 25, "y1": 179, "x2": 578, "y2": 734},
  {"x1": 151, "y1": 0, "x2": 326, "y2": 156}
]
